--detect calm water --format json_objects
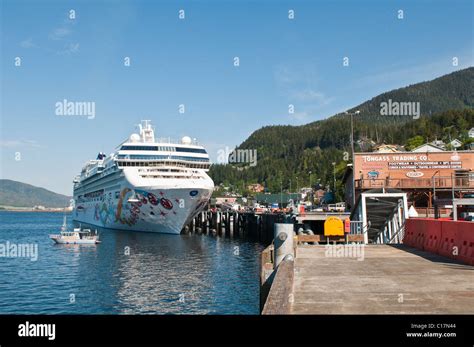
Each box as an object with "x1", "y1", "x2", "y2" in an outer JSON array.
[{"x1": 0, "y1": 211, "x2": 263, "y2": 314}]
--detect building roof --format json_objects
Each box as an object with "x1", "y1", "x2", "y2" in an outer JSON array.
[
  {"x1": 411, "y1": 143, "x2": 445, "y2": 152},
  {"x1": 450, "y1": 139, "x2": 463, "y2": 147},
  {"x1": 372, "y1": 144, "x2": 405, "y2": 153}
]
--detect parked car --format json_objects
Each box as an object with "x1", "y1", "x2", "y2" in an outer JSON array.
[{"x1": 324, "y1": 202, "x2": 346, "y2": 212}]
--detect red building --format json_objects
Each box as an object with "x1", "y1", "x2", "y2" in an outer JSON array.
[{"x1": 344, "y1": 150, "x2": 474, "y2": 209}]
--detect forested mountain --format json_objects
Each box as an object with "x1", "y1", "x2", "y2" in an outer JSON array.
[
  {"x1": 209, "y1": 67, "x2": 474, "y2": 198},
  {"x1": 345, "y1": 67, "x2": 474, "y2": 124},
  {"x1": 0, "y1": 179, "x2": 71, "y2": 207}
]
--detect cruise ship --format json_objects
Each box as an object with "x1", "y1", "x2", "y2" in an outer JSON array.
[{"x1": 72, "y1": 120, "x2": 214, "y2": 234}]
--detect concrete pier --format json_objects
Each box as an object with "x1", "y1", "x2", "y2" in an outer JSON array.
[{"x1": 262, "y1": 244, "x2": 474, "y2": 314}]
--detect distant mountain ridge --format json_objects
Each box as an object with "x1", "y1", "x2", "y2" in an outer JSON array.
[{"x1": 0, "y1": 179, "x2": 71, "y2": 208}]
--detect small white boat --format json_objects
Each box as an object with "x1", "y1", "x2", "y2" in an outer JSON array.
[{"x1": 50, "y1": 216, "x2": 101, "y2": 244}]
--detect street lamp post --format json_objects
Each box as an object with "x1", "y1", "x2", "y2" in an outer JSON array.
[
  {"x1": 296, "y1": 176, "x2": 299, "y2": 203},
  {"x1": 346, "y1": 110, "x2": 360, "y2": 209},
  {"x1": 280, "y1": 174, "x2": 283, "y2": 207},
  {"x1": 332, "y1": 162, "x2": 336, "y2": 192}
]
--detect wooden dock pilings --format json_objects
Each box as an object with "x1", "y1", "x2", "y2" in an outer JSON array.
[{"x1": 184, "y1": 210, "x2": 292, "y2": 245}]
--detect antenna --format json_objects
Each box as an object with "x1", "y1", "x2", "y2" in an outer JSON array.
[{"x1": 139, "y1": 120, "x2": 155, "y2": 143}]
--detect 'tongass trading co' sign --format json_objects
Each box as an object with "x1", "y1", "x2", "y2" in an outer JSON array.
[{"x1": 354, "y1": 151, "x2": 473, "y2": 179}]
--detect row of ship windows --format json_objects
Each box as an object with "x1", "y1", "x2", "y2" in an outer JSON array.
[
  {"x1": 77, "y1": 190, "x2": 119, "y2": 203},
  {"x1": 117, "y1": 161, "x2": 210, "y2": 169},
  {"x1": 120, "y1": 145, "x2": 207, "y2": 154},
  {"x1": 138, "y1": 169, "x2": 201, "y2": 174},
  {"x1": 138, "y1": 168, "x2": 183, "y2": 172},
  {"x1": 117, "y1": 154, "x2": 209, "y2": 162}
]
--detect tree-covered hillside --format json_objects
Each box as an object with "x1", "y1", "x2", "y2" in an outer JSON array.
[
  {"x1": 0, "y1": 179, "x2": 71, "y2": 207},
  {"x1": 209, "y1": 67, "x2": 474, "y2": 199}
]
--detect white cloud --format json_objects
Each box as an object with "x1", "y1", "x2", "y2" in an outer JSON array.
[
  {"x1": 57, "y1": 42, "x2": 80, "y2": 55},
  {"x1": 273, "y1": 64, "x2": 335, "y2": 118},
  {"x1": 289, "y1": 111, "x2": 310, "y2": 122},
  {"x1": 49, "y1": 27, "x2": 71, "y2": 41},
  {"x1": 19, "y1": 38, "x2": 37, "y2": 48},
  {"x1": 274, "y1": 65, "x2": 299, "y2": 85},
  {"x1": 0, "y1": 139, "x2": 41, "y2": 148},
  {"x1": 355, "y1": 52, "x2": 474, "y2": 91},
  {"x1": 290, "y1": 89, "x2": 324, "y2": 101},
  {"x1": 289, "y1": 89, "x2": 335, "y2": 105}
]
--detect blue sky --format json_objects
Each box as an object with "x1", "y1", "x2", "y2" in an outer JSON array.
[{"x1": 1, "y1": 0, "x2": 473, "y2": 195}]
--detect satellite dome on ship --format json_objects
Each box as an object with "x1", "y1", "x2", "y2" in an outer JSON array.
[
  {"x1": 181, "y1": 136, "x2": 192, "y2": 145},
  {"x1": 129, "y1": 133, "x2": 140, "y2": 142}
]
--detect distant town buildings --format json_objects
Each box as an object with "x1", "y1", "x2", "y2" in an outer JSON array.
[
  {"x1": 430, "y1": 139, "x2": 446, "y2": 149},
  {"x1": 215, "y1": 197, "x2": 238, "y2": 205},
  {"x1": 357, "y1": 138, "x2": 376, "y2": 152},
  {"x1": 449, "y1": 139, "x2": 463, "y2": 149},
  {"x1": 247, "y1": 183, "x2": 264, "y2": 193},
  {"x1": 469, "y1": 127, "x2": 474, "y2": 138},
  {"x1": 254, "y1": 193, "x2": 301, "y2": 206}
]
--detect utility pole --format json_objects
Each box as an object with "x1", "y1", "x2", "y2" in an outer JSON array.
[{"x1": 346, "y1": 110, "x2": 360, "y2": 209}]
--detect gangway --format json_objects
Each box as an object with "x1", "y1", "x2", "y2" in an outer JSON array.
[{"x1": 350, "y1": 188, "x2": 408, "y2": 244}]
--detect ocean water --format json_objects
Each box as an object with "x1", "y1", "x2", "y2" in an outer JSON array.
[{"x1": 0, "y1": 211, "x2": 263, "y2": 314}]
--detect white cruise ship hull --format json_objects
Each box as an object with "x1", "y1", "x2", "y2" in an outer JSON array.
[{"x1": 73, "y1": 184, "x2": 213, "y2": 234}]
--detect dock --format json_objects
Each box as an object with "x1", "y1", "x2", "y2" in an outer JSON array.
[
  {"x1": 261, "y1": 218, "x2": 474, "y2": 315},
  {"x1": 186, "y1": 210, "x2": 352, "y2": 243},
  {"x1": 186, "y1": 210, "x2": 291, "y2": 244},
  {"x1": 294, "y1": 245, "x2": 473, "y2": 314},
  {"x1": 262, "y1": 243, "x2": 474, "y2": 314},
  {"x1": 295, "y1": 211, "x2": 350, "y2": 223}
]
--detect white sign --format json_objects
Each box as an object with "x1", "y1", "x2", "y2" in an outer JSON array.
[{"x1": 406, "y1": 171, "x2": 424, "y2": 178}]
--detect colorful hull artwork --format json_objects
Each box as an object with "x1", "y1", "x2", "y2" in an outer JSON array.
[{"x1": 74, "y1": 187, "x2": 211, "y2": 234}]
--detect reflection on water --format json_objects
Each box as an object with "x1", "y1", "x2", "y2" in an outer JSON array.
[{"x1": 0, "y1": 212, "x2": 263, "y2": 314}]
